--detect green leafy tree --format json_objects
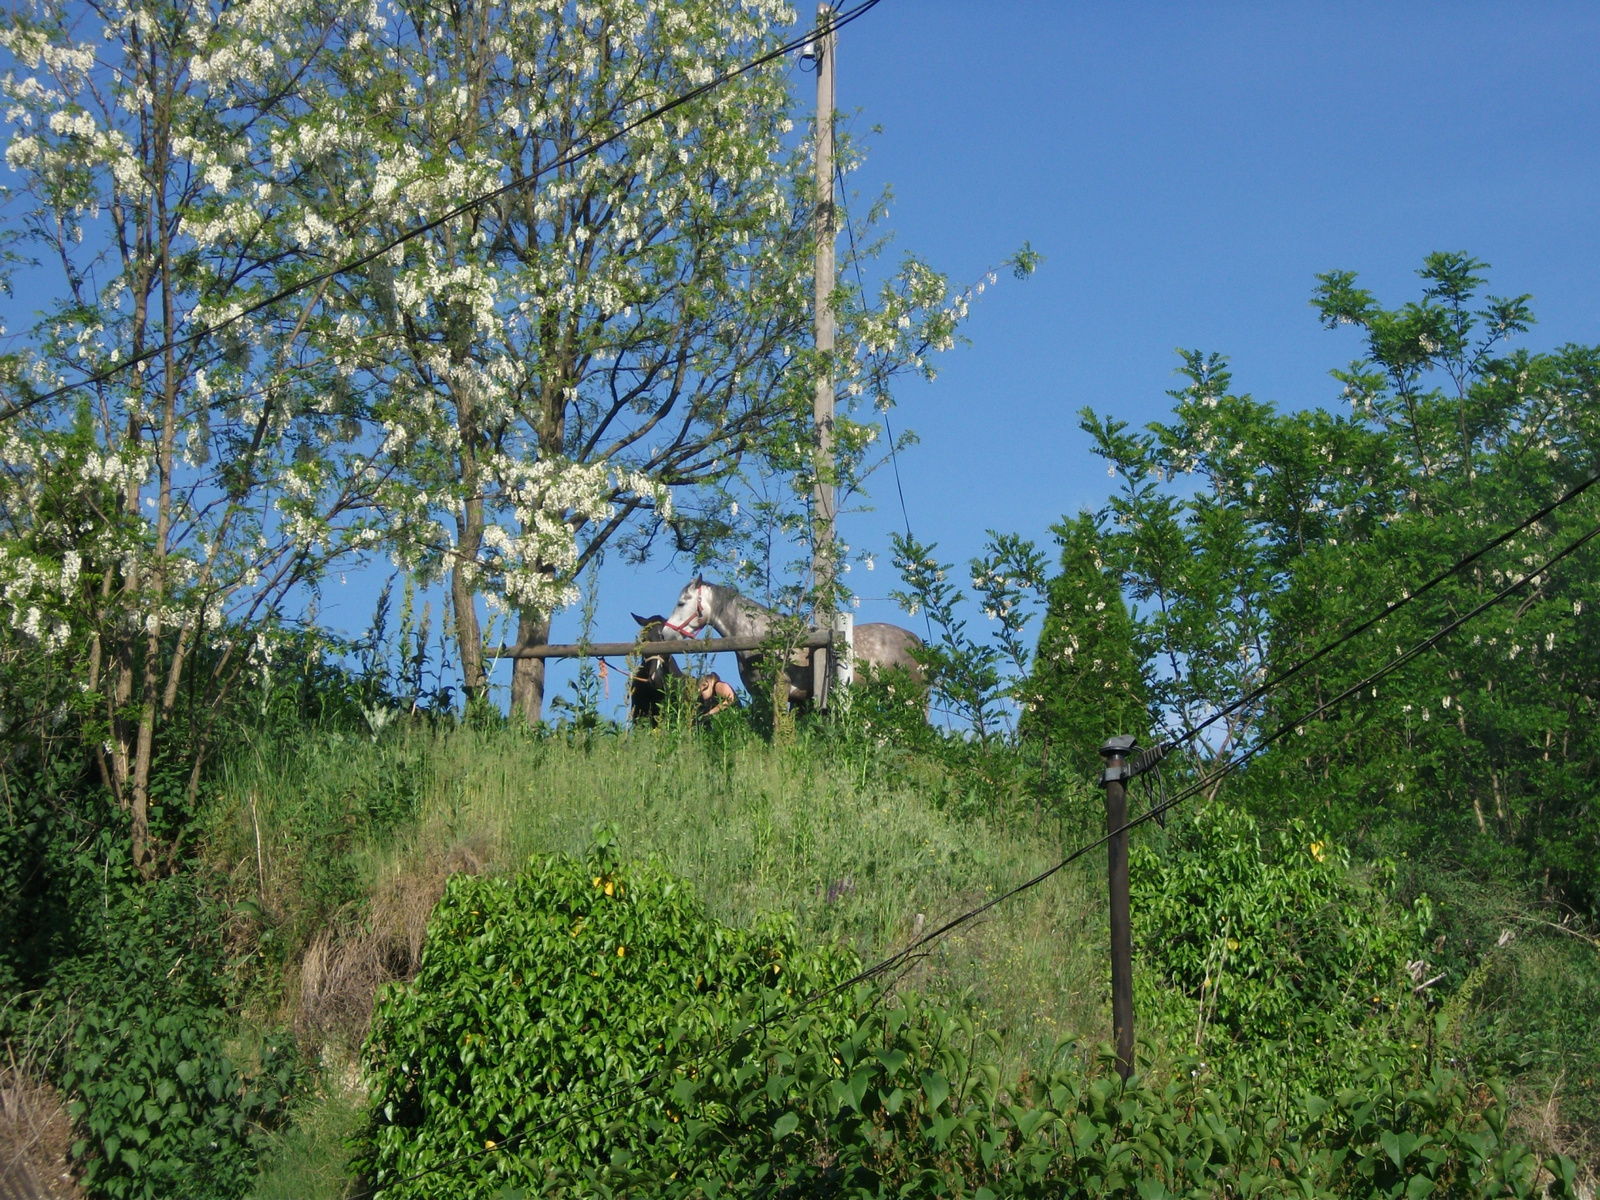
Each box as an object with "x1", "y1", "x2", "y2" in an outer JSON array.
[
  {"x1": 1078, "y1": 254, "x2": 1600, "y2": 910},
  {"x1": 889, "y1": 530, "x2": 1046, "y2": 741},
  {"x1": 1018, "y1": 511, "x2": 1147, "y2": 780}
]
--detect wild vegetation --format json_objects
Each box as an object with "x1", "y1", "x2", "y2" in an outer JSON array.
[{"x1": 1, "y1": 0, "x2": 1598, "y2": 1192}]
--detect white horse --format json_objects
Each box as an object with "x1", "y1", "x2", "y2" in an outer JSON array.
[{"x1": 658, "y1": 577, "x2": 924, "y2": 706}]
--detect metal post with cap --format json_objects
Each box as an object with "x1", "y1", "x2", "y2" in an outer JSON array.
[{"x1": 1099, "y1": 733, "x2": 1138, "y2": 1080}]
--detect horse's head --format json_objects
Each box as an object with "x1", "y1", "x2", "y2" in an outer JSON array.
[
  {"x1": 630, "y1": 614, "x2": 673, "y2": 691},
  {"x1": 659, "y1": 576, "x2": 711, "y2": 640}
]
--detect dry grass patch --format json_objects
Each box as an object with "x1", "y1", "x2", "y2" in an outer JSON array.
[
  {"x1": 0, "y1": 1068, "x2": 80, "y2": 1200},
  {"x1": 295, "y1": 841, "x2": 488, "y2": 1049}
]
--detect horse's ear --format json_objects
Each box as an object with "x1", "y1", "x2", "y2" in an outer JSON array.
[
  {"x1": 632, "y1": 612, "x2": 650, "y2": 626},
  {"x1": 693, "y1": 574, "x2": 704, "y2": 587}
]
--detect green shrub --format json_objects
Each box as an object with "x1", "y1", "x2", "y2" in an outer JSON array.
[
  {"x1": 834, "y1": 667, "x2": 941, "y2": 755},
  {"x1": 1, "y1": 861, "x2": 301, "y2": 1200},
  {"x1": 354, "y1": 834, "x2": 1577, "y2": 1199},
  {"x1": 355, "y1": 831, "x2": 858, "y2": 1198},
  {"x1": 1131, "y1": 804, "x2": 1427, "y2": 1091},
  {"x1": 646, "y1": 988, "x2": 1574, "y2": 1198},
  {"x1": 61, "y1": 1000, "x2": 295, "y2": 1200}
]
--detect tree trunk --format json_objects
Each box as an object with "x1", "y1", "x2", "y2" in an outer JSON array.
[
  {"x1": 451, "y1": 556, "x2": 485, "y2": 703},
  {"x1": 510, "y1": 612, "x2": 551, "y2": 723}
]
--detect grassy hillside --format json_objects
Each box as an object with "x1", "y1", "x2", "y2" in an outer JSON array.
[
  {"x1": 190, "y1": 719, "x2": 1600, "y2": 1197},
  {"x1": 206, "y1": 722, "x2": 1117, "y2": 1194}
]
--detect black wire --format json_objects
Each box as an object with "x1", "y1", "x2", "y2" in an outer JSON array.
[
  {"x1": 835, "y1": 161, "x2": 915, "y2": 547},
  {"x1": 839, "y1": 513, "x2": 1600, "y2": 992},
  {"x1": 0, "y1": 0, "x2": 888, "y2": 426},
  {"x1": 833, "y1": 156, "x2": 938, "y2": 655},
  {"x1": 1128, "y1": 470, "x2": 1600, "y2": 776}
]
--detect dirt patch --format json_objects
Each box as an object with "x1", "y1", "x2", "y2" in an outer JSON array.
[
  {"x1": 296, "y1": 841, "x2": 488, "y2": 1048},
  {"x1": 0, "y1": 1069, "x2": 80, "y2": 1200}
]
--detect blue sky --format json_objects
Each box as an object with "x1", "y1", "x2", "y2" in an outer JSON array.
[{"x1": 503, "y1": 0, "x2": 1600, "y2": 717}]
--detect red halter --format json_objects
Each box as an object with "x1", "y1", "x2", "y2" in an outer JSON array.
[{"x1": 661, "y1": 583, "x2": 709, "y2": 637}]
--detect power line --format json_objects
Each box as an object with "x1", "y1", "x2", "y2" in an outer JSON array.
[
  {"x1": 835, "y1": 160, "x2": 915, "y2": 547},
  {"x1": 355, "y1": 370, "x2": 1599, "y2": 1195},
  {"x1": 833, "y1": 156, "x2": 938, "y2": 657},
  {"x1": 838, "y1": 512, "x2": 1600, "y2": 992},
  {"x1": 0, "y1": 0, "x2": 887, "y2": 426},
  {"x1": 1128, "y1": 470, "x2": 1600, "y2": 775}
]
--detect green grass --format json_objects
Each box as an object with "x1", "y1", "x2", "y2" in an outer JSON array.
[
  {"x1": 207, "y1": 722, "x2": 1111, "y2": 1197},
  {"x1": 1468, "y1": 931, "x2": 1600, "y2": 1166},
  {"x1": 210, "y1": 723, "x2": 1110, "y2": 1058},
  {"x1": 249, "y1": 1071, "x2": 366, "y2": 1200}
]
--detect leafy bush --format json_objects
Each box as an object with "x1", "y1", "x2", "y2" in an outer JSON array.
[
  {"x1": 637, "y1": 988, "x2": 1575, "y2": 1198},
  {"x1": 0, "y1": 854, "x2": 300, "y2": 1199},
  {"x1": 61, "y1": 1000, "x2": 295, "y2": 1200},
  {"x1": 355, "y1": 835, "x2": 1576, "y2": 1199},
  {"x1": 1131, "y1": 806, "x2": 1427, "y2": 1089},
  {"x1": 355, "y1": 831, "x2": 858, "y2": 1198},
  {"x1": 830, "y1": 667, "x2": 941, "y2": 757}
]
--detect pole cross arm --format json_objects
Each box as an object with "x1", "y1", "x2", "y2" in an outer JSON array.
[
  {"x1": 487, "y1": 631, "x2": 834, "y2": 660},
  {"x1": 1127, "y1": 741, "x2": 1172, "y2": 779},
  {"x1": 1100, "y1": 740, "x2": 1173, "y2": 783}
]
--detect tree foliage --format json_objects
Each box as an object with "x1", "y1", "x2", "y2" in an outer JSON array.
[
  {"x1": 1069, "y1": 255, "x2": 1600, "y2": 912},
  {"x1": 1018, "y1": 512, "x2": 1147, "y2": 779}
]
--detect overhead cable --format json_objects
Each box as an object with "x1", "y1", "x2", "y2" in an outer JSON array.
[
  {"x1": 1128, "y1": 470, "x2": 1600, "y2": 777},
  {"x1": 843, "y1": 513, "x2": 1600, "y2": 991}
]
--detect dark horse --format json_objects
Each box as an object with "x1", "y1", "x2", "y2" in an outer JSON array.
[{"x1": 626, "y1": 614, "x2": 686, "y2": 724}]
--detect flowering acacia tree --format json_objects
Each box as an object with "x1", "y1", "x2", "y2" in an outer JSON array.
[
  {"x1": 0, "y1": 0, "x2": 384, "y2": 872},
  {"x1": 317, "y1": 0, "x2": 977, "y2": 718}
]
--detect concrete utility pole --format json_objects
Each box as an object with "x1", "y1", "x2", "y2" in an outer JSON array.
[
  {"x1": 810, "y1": 3, "x2": 837, "y2": 702},
  {"x1": 1099, "y1": 734, "x2": 1138, "y2": 1081}
]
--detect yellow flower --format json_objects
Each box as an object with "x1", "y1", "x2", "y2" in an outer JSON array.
[
  {"x1": 1310, "y1": 840, "x2": 1326, "y2": 862},
  {"x1": 485, "y1": 1139, "x2": 497, "y2": 1150},
  {"x1": 1226, "y1": 938, "x2": 1239, "y2": 951},
  {"x1": 604, "y1": 879, "x2": 615, "y2": 897},
  {"x1": 617, "y1": 945, "x2": 627, "y2": 957}
]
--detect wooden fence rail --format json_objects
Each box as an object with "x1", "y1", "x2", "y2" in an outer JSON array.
[{"x1": 486, "y1": 631, "x2": 834, "y2": 660}]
